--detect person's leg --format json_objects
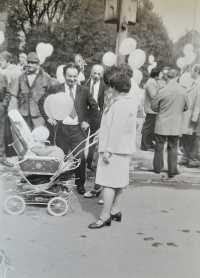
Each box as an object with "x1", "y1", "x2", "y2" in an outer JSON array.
[
  {"x1": 56, "y1": 125, "x2": 70, "y2": 180},
  {"x1": 69, "y1": 125, "x2": 86, "y2": 191},
  {"x1": 100, "y1": 187, "x2": 115, "y2": 221},
  {"x1": 153, "y1": 134, "x2": 165, "y2": 173},
  {"x1": 180, "y1": 134, "x2": 190, "y2": 164},
  {"x1": 188, "y1": 133, "x2": 200, "y2": 167},
  {"x1": 110, "y1": 188, "x2": 124, "y2": 215},
  {"x1": 167, "y1": 136, "x2": 179, "y2": 175},
  {"x1": 141, "y1": 114, "x2": 156, "y2": 150},
  {"x1": 86, "y1": 116, "x2": 101, "y2": 167}
]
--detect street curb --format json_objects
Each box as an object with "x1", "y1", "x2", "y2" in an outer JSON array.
[{"x1": 130, "y1": 171, "x2": 200, "y2": 183}]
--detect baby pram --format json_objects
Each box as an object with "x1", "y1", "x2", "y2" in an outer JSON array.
[{"x1": 4, "y1": 109, "x2": 82, "y2": 217}]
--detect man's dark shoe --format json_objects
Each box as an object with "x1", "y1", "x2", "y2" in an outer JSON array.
[
  {"x1": 77, "y1": 185, "x2": 86, "y2": 195},
  {"x1": 87, "y1": 164, "x2": 95, "y2": 172},
  {"x1": 168, "y1": 171, "x2": 181, "y2": 178},
  {"x1": 0, "y1": 161, "x2": 14, "y2": 167},
  {"x1": 178, "y1": 161, "x2": 189, "y2": 166}
]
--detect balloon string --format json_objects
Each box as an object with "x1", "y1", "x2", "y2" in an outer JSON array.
[{"x1": 84, "y1": 75, "x2": 92, "y2": 86}]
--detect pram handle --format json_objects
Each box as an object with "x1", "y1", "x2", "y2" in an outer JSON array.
[{"x1": 64, "y1": 131, "x2": 98, "y2": 161}]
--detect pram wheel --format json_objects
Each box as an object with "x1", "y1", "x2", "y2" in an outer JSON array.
[
  {"x1": 47, "y1": 197, "x2": 68, "y2": 217},
  {"x1": 4, "y1": 196, "x2": 25, "y2": 215}
]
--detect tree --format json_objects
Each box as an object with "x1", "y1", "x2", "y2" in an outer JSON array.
[
  {"x1": 0, "y1": 0, "x2": 174, "y2": 83},
  {"x1": 129, "y1": 0, "x2": 175, "y2": 82}
]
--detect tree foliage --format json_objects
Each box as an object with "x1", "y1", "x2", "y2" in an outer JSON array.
[{"x1": 0, "y1": 0, "x2": 174, "y2": 82}]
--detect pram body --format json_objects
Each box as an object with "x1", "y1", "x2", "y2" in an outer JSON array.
[{"x1": 4, "y1": 109, "x2": 80, "y2": 216}]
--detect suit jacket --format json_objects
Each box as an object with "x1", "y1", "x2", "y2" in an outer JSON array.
[
  {"x1": 38, "y1": 83, "x2": 98, "y2": 135},
  {"x1": 182, "y1": 80, "x2": 199, "y2": 135},
  {"x1": 144, "y1": 78, "x2": 158, "y2": 114},
  {"x1": 98, "y1": 94, "x2": 136, "y2": 154},
  {"x1": 11, "y1": 69, "x2": 52, "y2": 117},
  {"x1": 151, "y1": 80, "x2": 188, "y2": 136},
  {"x1": 191, "y1": 81, "x2": 200, "y2": 136},
  {"x1": 86, "y1": 79, "x2": 107, "y2": 125}
]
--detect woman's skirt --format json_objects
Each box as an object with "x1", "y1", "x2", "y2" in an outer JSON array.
[{"x1": 95, "y1": 152, "x2": 130, "y2": 188}]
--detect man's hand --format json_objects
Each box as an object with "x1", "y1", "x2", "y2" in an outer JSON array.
[
  {"x1": 103, "y1": 151, "x2": 111, "y2": 164},
  {"x1": 47, "y1": 118, "x2": 57, "y2": 125},
  {"x1": 81, "y1": 121, "x2": 90, "y2": 130}
]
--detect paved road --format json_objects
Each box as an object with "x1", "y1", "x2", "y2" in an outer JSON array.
[{"x1": 1, "y1": 175, "x2": 200, "y2": 278}]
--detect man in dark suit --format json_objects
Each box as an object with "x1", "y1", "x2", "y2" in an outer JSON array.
[
  {"x1": 86, "y1": 64, "x2": 107, "y2": 170},
  {"x1": 38, "y1": 63, "x2": 98, "y2": 194}
]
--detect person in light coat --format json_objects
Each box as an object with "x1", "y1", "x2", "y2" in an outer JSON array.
[
  {"x1": 88, "y1": 73, "x2": 136, "y2": 229},
  {"x1": 151, "y1": 69, "x2": 188, "y2": 177},
  {"x1": 180, "y1": 65, "x2": 200, "y2": 166}
]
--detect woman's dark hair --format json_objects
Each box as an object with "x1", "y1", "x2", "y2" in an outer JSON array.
[
  {"x1": 110, "y1": 73, "x2": 131, "y2": 93},
  {"x1": 150, "y1": 68, "x2": 160, "y2": 78},
  {"x1": 103, "y1": 67, "x2": 121, "y2": 87},
  {"x1": 117, "y1": 63, "x2": 133, "y2": 78},
  {"x1": 63, "y1": 62, "x2": 80, "y2": 76}
]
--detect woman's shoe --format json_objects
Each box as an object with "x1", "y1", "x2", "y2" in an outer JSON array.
[
  {"x1": 88, "y1": 216, "x2": 112, "y2": 229},
  {"x1": 84, "y1": 187, "x2": 102, "y2": 198},
  {"x1": 111, "y1": 212, "x2": 122, "y2": 222}
]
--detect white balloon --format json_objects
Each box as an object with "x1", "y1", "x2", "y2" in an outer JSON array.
[
  {"x1": 133, "y1": 69, "x2": 143, "y2": 85},
  {"x1": 152, "y1": 61, "x2": 157, "y2": 68},
  {"x1": 78, "y1": 72, "x2": 85, "y2": 83},
  {"x1": 185, "y1": 52, "x2": 196, "y2": 65},
  {"x1": 37, "y1": 52, "x2": 46, "y2": 65},
  {"x1": 183, "y1": 44, "x2": 194, "y2": 56},
  {"x1": 36, "y1": 43, "x2": 46, "y2": 56},
  {"x1": 176, "y1": 57, "x2": 186, "y2": 69},
  {"x1": 149, "y1": 55, "x2": 155, "y2": 64},
  {"x1": 56, "y1": 65, "x2": 65, "y2": 84},
  {"x1": 45, "y1": 43, "x2": 54, "y2": 57},
  {"x1": 128, "y1": 49, "x2": 146, "y2": 70},
  {"x1": 102, "y1": 52, "x2": 117, "y2": 67},
  {"x1": 0, "y1": 31, "x2": 5, "y2": 45},
  {"x1": 148, "y1": 65, "x2": 153, "y2": 73},
  {"x1": 179, "y1": 72, "x2": 194, "y2": 90},
  {"x1": 119, "y1": 38, "x2": 137, "y2": 55}
]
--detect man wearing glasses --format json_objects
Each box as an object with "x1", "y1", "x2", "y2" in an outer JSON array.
[{"x1": 11, "y1": 52, "x2": 52, "y2": 130}]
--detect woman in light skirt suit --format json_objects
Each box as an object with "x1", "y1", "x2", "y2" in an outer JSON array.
[{"x1": 88, "y1": 73, "x2": 136, "y2": 229}]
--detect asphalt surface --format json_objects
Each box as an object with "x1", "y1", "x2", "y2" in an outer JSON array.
[{"x1": 1, "y1": 174, "x2": 200, "y2": 278}]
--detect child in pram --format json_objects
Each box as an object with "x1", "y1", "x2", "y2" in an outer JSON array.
[{"x1": 30, "y1": 126, "x2": 65, "y2": 161}]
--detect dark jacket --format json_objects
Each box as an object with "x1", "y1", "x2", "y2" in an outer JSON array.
[
  {"x1": 86, "y1": 79, "x2": 107, "y2": 126},
  {"x1": 0, "y1": 73, "x2": 11, "y2": 111},
  {"x1": 11, "y1": 69, "x2": 52, "y2": 117},
  {"x1": 38, "y1": 83, "x2": 98, "y2": 135}
]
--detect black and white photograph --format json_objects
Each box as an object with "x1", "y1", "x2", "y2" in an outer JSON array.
[{"x1": 0, "y1": 0, "x2": 200, "y2": 277}]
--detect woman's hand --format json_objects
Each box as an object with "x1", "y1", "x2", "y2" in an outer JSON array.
[{"x1": 103, "y1": 151, "x2": 111, "y2": 164}]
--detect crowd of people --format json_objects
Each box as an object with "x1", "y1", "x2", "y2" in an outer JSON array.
[
  {"x1": 141, "y1": 65, "x2": 200, "y2": 177},
  {"x1": 0, "y1": 49, "x2": 199, "y2": 229}
]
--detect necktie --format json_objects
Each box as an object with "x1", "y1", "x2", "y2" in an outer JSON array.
[
  {"x1": 91, "y1": 80, "x2": 96, "y2": 96},
  {"x1": 69, "y1": 87, "x2": 77, "y2": 119}
]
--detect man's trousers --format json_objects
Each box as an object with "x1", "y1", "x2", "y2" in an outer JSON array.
[
  {"x1": 180, "y1": 134, "x2": 196, "y2": 164},
  {"x1": 141, "y1": 113, "x2": 157, "y2": 150},
  {"x1": 153, "y1": 134, "x2": 179, "y2": 175},
  {"x1": 56, "y1": 124, "x2": 86, "y2": 187}
]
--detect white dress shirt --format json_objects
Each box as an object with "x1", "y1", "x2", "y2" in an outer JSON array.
[
  {"x1": 27, "y1": 68, "x2": 40, "y2": 87},
  {"x1": 62, "y1": 83, "x2": 79, "y2": 125},
  {"x1": 90, "y1": 78, "x2": 100, "y2": 110}
]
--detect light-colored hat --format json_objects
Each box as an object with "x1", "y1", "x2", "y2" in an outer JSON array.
[
  {"x1": 27, "y1": 52, "x2": 40, "y2": 63},
  {"x1": 32, "y1": 126, "x2": 49, "y2": 142}
]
